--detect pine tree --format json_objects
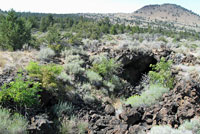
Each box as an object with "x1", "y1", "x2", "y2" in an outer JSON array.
[
  {"x1": 39, "y1": 15, "x2": 54, "y2": 32},
  {"x1": 0, "y1": 9, "x2": 31, "y2": 50},
  {"x1": 110, "y1": 25, "x2": 117, "y2": 35}
]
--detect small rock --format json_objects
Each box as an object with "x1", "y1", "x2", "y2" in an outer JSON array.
[{"x1": 105, "y1": 105, "x2": 115, "y2": 115}]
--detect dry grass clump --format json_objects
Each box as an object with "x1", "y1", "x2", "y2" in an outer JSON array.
[
  {"x1": 0, "y1": 52, "x2": 7, "y2": 68},
  {"x1": 0, "y1": 51, "x2": 38, "y2": 72}
]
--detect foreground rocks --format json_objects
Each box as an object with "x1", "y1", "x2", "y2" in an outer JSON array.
[
  {"x1": 86, "y1": 77, "x2": 200, "y2": 133},
  {"x1": 0, "y1": 45, "x2": 200, "y2": 133}
]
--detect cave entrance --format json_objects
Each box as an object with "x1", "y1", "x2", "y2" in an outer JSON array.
[{"x1": 122, "y1": 55, "x2": 157, "y2": 86}]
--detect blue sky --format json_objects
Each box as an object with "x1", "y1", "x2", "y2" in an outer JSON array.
[{"x1": 0, "y1": 0, "x2": 200, "y2": 14}]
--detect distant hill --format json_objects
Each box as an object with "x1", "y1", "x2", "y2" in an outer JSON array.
[
  {"x1": 132, "y1": 4, "x2": 200, "y2": 27},
  {"x1": 77, "y1": 4, "x2": 200, "y2": 31}
]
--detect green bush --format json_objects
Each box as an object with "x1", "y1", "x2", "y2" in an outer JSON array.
[
  {"x1": 48, "y1": 44, "x2": 63, "y2": 53},
  {"x1": 46, "y1": 25, "x2": 64, "y2": 53},
  {"x1": 89, "y1": 55, "x2": 122, "y2": 94},
  {"x1": 0, "y1": 107, "x2": 28, "y2": 134},
  {"x1": 126, "y1": 84, "x2": 169, "y2": 107},
  {"x1": 91, "y1": 57, "x2": 120, "y2": 78},
  {"x1": 0, "y1": 74, "x2": 41, "y2": 107},
  {"x1": 46, "y1": 25, "x2": 61, "y2": 45},
  {"x1": 39, "y1": 15, "x2": 54, "y2": 32},
  {"x1": 149, "y1": 57, "x2": 174, "y2": 88},
  {"x1": 26, "y1": 62, "x2": 63, "y2": 90},
  {"x1": 68, "y1": 35, "x2": 83, "y2": 46}
]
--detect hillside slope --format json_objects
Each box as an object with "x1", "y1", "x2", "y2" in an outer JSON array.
[{"x1": 132, "y1": 4, "x2": 200, "y2": 27}]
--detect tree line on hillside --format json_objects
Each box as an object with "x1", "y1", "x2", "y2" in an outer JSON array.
[{"x1": 0, "y1": 9, "x2": 200, "y2": 51}]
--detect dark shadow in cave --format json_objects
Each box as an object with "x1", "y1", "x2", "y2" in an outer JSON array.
[{"x1": 122, "y1": 55, "x2": 157, "y2": 86}]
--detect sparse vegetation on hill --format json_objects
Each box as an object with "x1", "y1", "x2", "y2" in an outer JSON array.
[{"x1": 133, "y1": 4, "x2": 200, "y2": 30}]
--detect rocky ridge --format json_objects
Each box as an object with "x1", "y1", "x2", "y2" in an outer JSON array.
[{"x1": 133, "y1": 4, "x2": 200, "y2": 27}]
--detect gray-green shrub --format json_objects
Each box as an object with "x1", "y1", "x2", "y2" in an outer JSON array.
[
  {"x1": 60, "y1": 116, "x2": 88, "y2": 134},
  {"x1": 58, "y1": 72, "x2": 73, "y2": 83},
  {"x1": 110, "y1": 75, "x2": 123, "y2": 90},
  {"x1": 60, "y1": 116, "x2": 76, "y2": 134},
  {"x1": 52, "y1": 102, "x2": 74, "y2": 117},
  {"x1": 61, "y1": 47, "x2": 86, "y2": 58},
  {"x1": 126, "y1": 84, "x2": 169, "y2": 107},
  {"x1": 179, "y1": 117, "x2": 200, "y2": 134},
  {"x1": 149, "y1": 126, "x2": 192, "y2": 134},
  {"x1": 149, "y1": 117, "x2": 200, "y2": 134},
  {"x1": 86, "y1": 70, "x2": 102, "y2": 84},
  {"x1": 0, "y1": 107, "x2": 28, "y2": 134},
  {"x1": 103, "y1": 81, "x2": 115, "y2": 92},
  {"x1": 38, "y1": 47, "x2": 55, "y2": 61},
  {"x1": 63, "y1": 55, "x2": 85, "y2": 75},
  {"x1": 77, "y1": 120, "x2": 88, "y2": 134}
]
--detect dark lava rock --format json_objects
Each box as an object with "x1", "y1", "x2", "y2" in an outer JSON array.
[
  {"x1": 120, "y1": 107, "x2": 143, "y2": 125},
  {"x1": 28, "y1": 114, "x2": 54, "y2": 134},
  {"x1": 0, "y1": 66, "x2": 15, "y2": 87},
  {"x1": 105, "y1": 105, "x2": 115, "y2": 115}
]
